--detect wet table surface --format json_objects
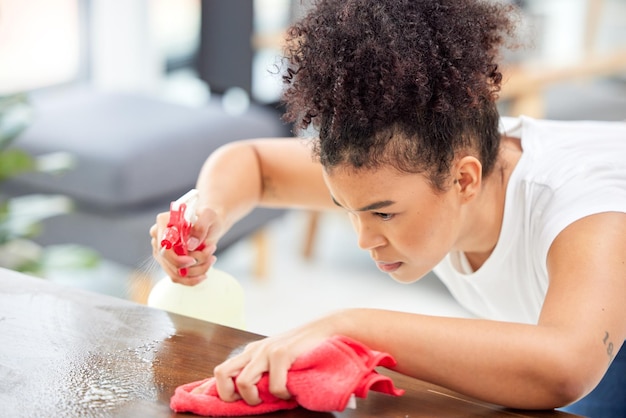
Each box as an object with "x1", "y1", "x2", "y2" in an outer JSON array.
[{"x1": 0, "y1": 268, "x2": 580, "y2": 417}]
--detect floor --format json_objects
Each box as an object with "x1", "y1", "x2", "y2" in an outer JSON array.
[{"x1": 48, "y1": 209, "x2": 473, "y2": 337}]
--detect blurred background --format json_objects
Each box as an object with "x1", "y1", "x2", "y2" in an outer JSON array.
[{"x1": 1, "y1": 0, "x2": 625, "y2": 336}]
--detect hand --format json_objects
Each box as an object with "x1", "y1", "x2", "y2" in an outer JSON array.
[
  {"x1": 213, "y1": 315, "x2": 339, "y2": 405},
  {"x1": 150, "y1": 206, "x2": 223, "y2": 285}
]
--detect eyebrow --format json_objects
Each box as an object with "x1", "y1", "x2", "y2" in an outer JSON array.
[{"x1": 331, "y1": 195, "x2": 396, "y2": 212}]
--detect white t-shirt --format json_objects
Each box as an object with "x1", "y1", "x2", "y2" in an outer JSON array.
[{"x1": 433, "y1": 116, "x2": 626, "y2": 324}]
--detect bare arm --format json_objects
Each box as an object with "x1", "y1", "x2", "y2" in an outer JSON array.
[
  {"x1": 215, "y1": 212, "x2": 626, "y2": 409},
  {"x1": 151, "y1": 138, "x2": 335, "y2": 282},
  {"x1": 195, "y1": 138, "x2": 335, "y2": 234}
]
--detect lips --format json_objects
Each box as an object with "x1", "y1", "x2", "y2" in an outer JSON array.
[{"x1": 375, "y1": 261, "x2": 403, "y2": 273}]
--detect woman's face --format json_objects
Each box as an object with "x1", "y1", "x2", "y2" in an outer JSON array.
[{"x1": 323, "y1": 163, "x2": 463, "y2": 283}]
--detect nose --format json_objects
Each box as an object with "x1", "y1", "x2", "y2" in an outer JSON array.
[{"x1": 350, "y1": 215, "x2": 386, "y2": 250}]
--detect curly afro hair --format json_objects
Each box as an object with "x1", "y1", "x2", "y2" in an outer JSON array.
[{"x1": 281, "y1": 0, "x2": 519, "y2": 190}]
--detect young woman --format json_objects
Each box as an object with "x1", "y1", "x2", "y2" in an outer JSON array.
[{"x1": 151, "y1": 0, "x2": 626, "y2": 415}]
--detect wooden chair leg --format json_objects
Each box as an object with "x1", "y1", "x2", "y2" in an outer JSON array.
[
  {"x1": 127, "y1": 270, "x2": 154, "y2": 305},
  {"x1": 251, "y1": 228, "x2": 268, "y2": 279}
]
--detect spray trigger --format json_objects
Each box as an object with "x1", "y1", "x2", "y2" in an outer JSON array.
[{"x1": 160, "y1": 189, "x2": 205, "y2": 276}]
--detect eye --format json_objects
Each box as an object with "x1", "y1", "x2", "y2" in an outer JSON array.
[{"x1": 373, "y1": 212, "x2": 394, "y2": 221}]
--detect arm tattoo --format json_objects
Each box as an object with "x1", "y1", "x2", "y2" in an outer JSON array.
[{"x1": 603, "y1": 331, "x2": 615, "y2": 363}]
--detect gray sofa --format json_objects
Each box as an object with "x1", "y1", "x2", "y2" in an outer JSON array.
[{"x1": 5, "y1": 87, "x2": 288, "y2": 268}]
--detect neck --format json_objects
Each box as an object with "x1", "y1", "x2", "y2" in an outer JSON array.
[{"x1": 458, "y1": 136, "x2": 522, "y2": 270}]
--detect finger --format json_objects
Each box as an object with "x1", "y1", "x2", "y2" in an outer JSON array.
[
  {"x1": 214, "y1": 353, "x2": 254, "y2": 402},
  {"x1": 151, "y1": 212, "x2": 169, "y2": 234},
  {"x1": 150, "y1": 212, "x2": 213, "y2": 281},
  {"x1": 191, "y1": 379, "x2": 214, "y2": 395},
  {"x1": 149, "y1": 223, "x2": 158, "y2": 240},
  {"x1": 230, "y1": 341, "x2": 277, "y2": 405},
  {"x1": 215, "y1": 375, "x2": 240, "y2": 402},
  {"x1": 186, "y1": 243, "x2": 217, "y2": 264},
  {"x1": 151, "y1": 238, "x2": 179, "y2": 278},
  {"x1": 232, "y1": 369, "x2": 262, "y2": 405},
  {"x1": 151, "y1": 222, "x2": 180, "y2": 266},
  {"x1": 152, "y1": 244, "x2": 198, "y2": 283},
  {"x1": 176, "y1": 243, "x2": 216, "y2": 278},
  {"x1": 198, "y1": 242, "x2": 217, "y2": 256},
  {"x1": 174, "y1": 273, "x2": 207, "y2": 286},
  {"x1": 174, "y1": 255, "x2": 202, "y2": 280},
  {"x1": 191, "y1": 207, "x2": 223, "y2": 249},
  {"x1": 267, "y1": 350, "x2": 292, "y2": 400},
  {"x1": 152, "y1": 240, "x2": 183, "y2": 274},
  {"x1": 151, "y1": 233, "x2": 171, "y2": 262},
  {"x1": 153, "y1": 212, "x2": 171, "y2": 243},
  {"x1": 180, "y1": 256, "x2": 216, "y2": 280}
]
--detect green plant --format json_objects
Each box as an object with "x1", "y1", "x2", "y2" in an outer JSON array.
[{"x1": 0, "y1": 93, "x2": 99, "y2": 276}]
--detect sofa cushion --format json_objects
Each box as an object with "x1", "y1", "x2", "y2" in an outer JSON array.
[{"x1": 10, "y1": 87, "x2": 288, "y2": 210}]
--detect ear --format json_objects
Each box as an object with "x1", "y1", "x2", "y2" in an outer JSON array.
[{"x1": 453, "y1": 156, "x2": 482, "y2": 202}]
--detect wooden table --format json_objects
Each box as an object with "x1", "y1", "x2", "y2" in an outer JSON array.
[{"x1": 0, "y1": 268, "x2": 579, "y2": 417}]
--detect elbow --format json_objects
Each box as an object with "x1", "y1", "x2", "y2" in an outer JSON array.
[
  {"x1": 499, "y1": 347, "x2": 604, "y2": 410},
  {"x1": 505, "y1": 373, "x2": 590, "y2": 410},
  {"x1": 546, "y1": 372, "x2": 589, "y2": 408},
  {"x1": 532, "y1": 354, "x2": 602, "y2": 409}
]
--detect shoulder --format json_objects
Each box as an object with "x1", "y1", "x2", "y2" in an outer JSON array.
[
  {"x1": 504, "y1": 117, "x2": 626, "y2": 261},
  {"x1": 506, "y1": 116, "x2": 626, "y2": 198}
]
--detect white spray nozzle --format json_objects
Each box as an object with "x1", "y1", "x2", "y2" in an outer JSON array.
[{"x1": 172, "y1": 189, "x2": 199, "y2": 224}]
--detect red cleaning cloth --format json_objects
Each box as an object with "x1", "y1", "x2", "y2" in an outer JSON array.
[{"x1": 170, "y1": 335, "x2": 405, "y2": 416}]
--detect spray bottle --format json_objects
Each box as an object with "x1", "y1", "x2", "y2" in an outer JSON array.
[{"x1": 147, "y1": 189, "x2": 246, "y2": 329}]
